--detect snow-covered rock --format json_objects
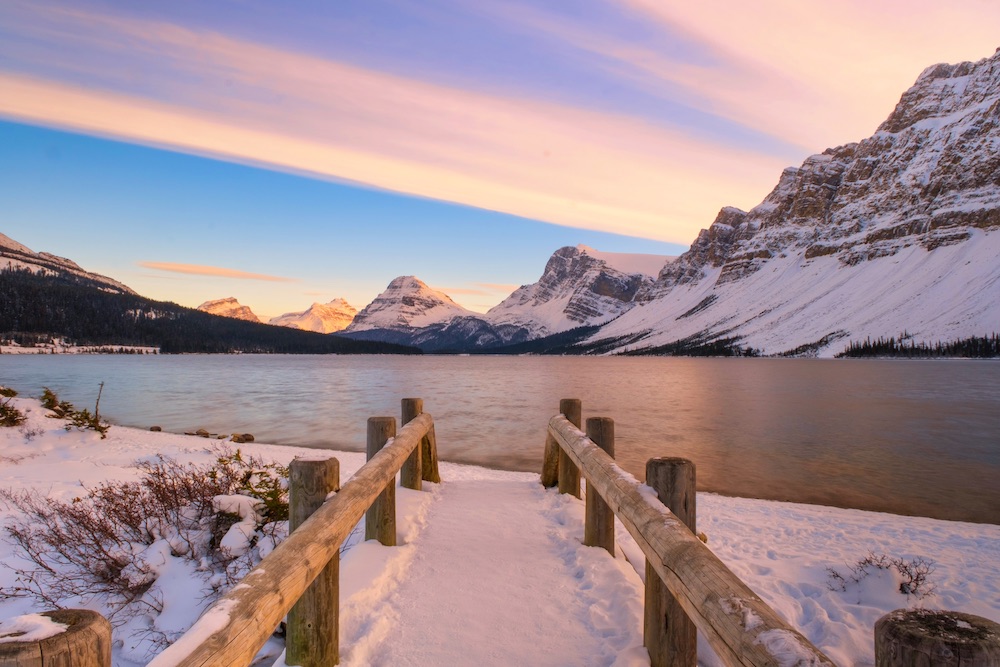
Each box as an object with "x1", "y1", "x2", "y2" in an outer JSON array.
[
  {"x1": 591, "y1": 48, "x2": 1000, "y2": 356},
  {"x1": 345, "y1": 276, "x2": 476, "y2": 332},
  {"x1": 269, "y1": 298, "x2": 357, "y2": 333},
  {"x1": 486, "y1": 245, "x2": 669, "y2": 338},
  {"x1": 196, "y1": 297, "x2": 261, "y2": 323},
  {"x1": 0, "y1": 232, "x2": 136, "y2": 295}
]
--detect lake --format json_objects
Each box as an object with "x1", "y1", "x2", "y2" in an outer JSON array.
[{"x1": 1, "y1": 355, "x2": 997, "y2": 524}]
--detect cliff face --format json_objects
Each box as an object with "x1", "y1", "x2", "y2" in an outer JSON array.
[
  {"x1": 196, "y1": 298, "x2": 261, "y2": 323},
  {"x1": 345, "y1": 276, "x2": 475, "y2": 332},
  {"x1": 598, "y1": 48, "x2": 1000, "y2": 356},
  {"x1": 488, "y1": 245, "x2": 656, "y2": 337},
  {"x1": 269, "y1": 298, "x2": 357, "y2": 333}
]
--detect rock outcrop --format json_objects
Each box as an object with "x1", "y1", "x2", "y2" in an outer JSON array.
[
  {"x1": 269, "y1": 298, "x2": 357, "y2": 333},
  {"x1": 593, "y1": 48, "x2": 1000, "y2": 356},
  {"x1": 196, "y1": 298, "x2": 261, "y2": 323}
]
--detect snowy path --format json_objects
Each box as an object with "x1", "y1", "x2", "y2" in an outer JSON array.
[{"x1": 335, "y1": 478, "x2": 648, "y2": 667}]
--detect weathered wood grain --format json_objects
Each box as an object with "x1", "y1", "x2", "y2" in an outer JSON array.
[
  {"x1": 286, "y1": 457, "x2": 340, "y2": 667},
  {"x1": 875, "y1": 609, "x2": 1000, "y2": 667},
  {"x1": 0, "y1": 609, "x2": 111, "y2": 667},
  {"x1": 548, "y1": 415, "x2": 834, "y2": 667},
  {"x1": 366, "y1": 417, "x2": 397, "y2": 546},
  {"x1": 644, "y1": 457, "x2": 697, "y2": 667},
  {"x1": 400, "y1": 398, "x2": 423, "y2": 491},
  {"x1": 583, "y1": 417, "x2": 615, "y2": 555},
  {"x1": 557, "y1": 399, "x2": 582, "y2": 497},
  {"x1": 148, "y1": 413, "x2": 434, "y2": 667}
]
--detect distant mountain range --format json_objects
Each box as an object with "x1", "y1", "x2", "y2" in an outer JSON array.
[
  {"x1": 5, "y1": 49, "x2": 999, "y2": 356},
  {"x1": 340, "y1": 49, "x2": 1000, "y2": 356},
  {"x1": 0, "y1": 237, "x2": 417, "y2": 355},
  {"x1": 197, "y1": 297, "x2": 358, "y2": 333}
]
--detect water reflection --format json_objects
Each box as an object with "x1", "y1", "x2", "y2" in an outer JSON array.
[{"x1": 1, "y1": 355, "x2": 997, "y2": 523}]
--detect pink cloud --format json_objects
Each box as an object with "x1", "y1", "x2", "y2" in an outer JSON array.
[{"x1": 138, "y1": 262, "x2": 297, "y2": 282}]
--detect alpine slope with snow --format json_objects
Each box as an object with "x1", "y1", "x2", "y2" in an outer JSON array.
[
  {"x1": 0, "y1": 232, "x2": 135, "y2": 295},
  {"x1": 587, "y1": 49, "x2": 1000, "y2": 356},
  {"x1": 345, "y1": 276, "x2": 476, "y2": 332},
  {"x1": 268, "y1": 298, "x2": 357, "y2": 333},
  {"x1": 340, "y1": 246, "x2": 674, "y2": 351},
  {"x1": 195, "y1": 297, "x2": 262, "y2": 323},
  {"x1": 0, "y1": 393, "x2": 997, "y2": 666},
  {"x1": 485, "y1": 245, "x2": 671, "y2": 338}
]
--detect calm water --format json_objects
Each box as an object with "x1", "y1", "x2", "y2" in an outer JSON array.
[{"x1": 1, "y1": 355, "x2": 997, "y2": 524}]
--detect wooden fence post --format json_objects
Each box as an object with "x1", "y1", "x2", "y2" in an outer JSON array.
[
  {"x1": 875, "y1": 609, "x2": 1000, "y2": 667},
  {"x1": 419, "y1": 413, "x2": 441, "y2": 485},
  {"x1": 584, "y1": 417, "x2": 615, "y2": 555},
  {"x1": 0, "y1": 609, "x2": 111, "y2": 667},
  {"x1": 644, "y1": 457, "x2": 697, "y2": 667},
  {"x1": 287, "y1": 457, "x2": 340, "y2": 667},
  {"x1": 400, "y1": 398, "x2": 423, "y2": 491},
  {"x1": 366, "y1": 417, "x2": 397, "y2": 546},
  {"x1": 557, "y1": 398, "x2": 582, "y2": 498},
  {"x1": 541, "y1": 430, "x2": 559, "y2": 488}
]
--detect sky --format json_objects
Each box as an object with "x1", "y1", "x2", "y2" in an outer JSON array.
[{"x1": 1, "y1": 1, "x2": 998, "y2": 318}]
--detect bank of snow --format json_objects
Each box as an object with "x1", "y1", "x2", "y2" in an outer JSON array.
[{"x1": 0, "y1": 395, "x2": 996, "y2": 666}]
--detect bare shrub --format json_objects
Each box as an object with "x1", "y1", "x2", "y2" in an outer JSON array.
[
  {"x1": 0, "y1": 448, "x2": 289, "y2": 624},
  {"x1": 827, "y1": 550, "x2": 936, "y2": 599}
]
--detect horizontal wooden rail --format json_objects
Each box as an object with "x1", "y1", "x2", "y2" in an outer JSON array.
[
  {"x1": 149, "y1": 412, "x2": 435, "y2": 667},
  {"x1": 548, "y1": 415, "x2": 835, "y2": 667}
]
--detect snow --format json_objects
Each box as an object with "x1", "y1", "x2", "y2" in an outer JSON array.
[
  {"x1": 596, "y1": 228, "x2": 1000, "y2": 356},
  {"x1": 268, "y1": 298, "x2": 357, "y2": 333},
  {"x1": 346, "y1": 276, "x2": 476, "y2": 331},
  {"x1": 0, "y1": 613, "x2": 68, "y2": 643},
  {"x1": 0, "y1": 393, "x2": 997, "y2": 666}
]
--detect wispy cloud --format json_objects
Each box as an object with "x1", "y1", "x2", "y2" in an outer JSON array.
[
  {"x1": 2, "y1": 1, "x2": 997, "y2": 249},
  {"x1": 0, "y1": 2, "x2": 785, "y2": 245},
  {"x1": 138, "y1": 262, "x2": 297, "y2": 282},
  {"x1": 483, "y1": 0, "x2": 1000, "y2": 152}
]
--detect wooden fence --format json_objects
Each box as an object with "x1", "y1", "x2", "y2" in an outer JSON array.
[
  {"x1": 542, "y1": 398, "x2": 836, "y2": 667},
  {"x1": 147, "y1": 398, "x2": 439, "y2": 667}
]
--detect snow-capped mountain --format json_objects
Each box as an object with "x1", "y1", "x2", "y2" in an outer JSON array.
[
  {"x1": 487, "y1": 245, "x2": 669, "y2": 338},
  {"x1": 196, "y1": 297, "x2": 261, "y2": 323},
  {"x1": 0, "y1": 232, "x2": 135, "y2": 295},
  {"x1": 268, "y1": 298, "x2": 357, "y2": 333},
  {"x1": 345, "y1": 276, "x2": 476, "y2": 332},
  {"x1": 339, "y1": 247, "x2": 672, "y2": 351},
  {"x1": 588, "y1": 48, "x2": 1000, "y2": 356}
]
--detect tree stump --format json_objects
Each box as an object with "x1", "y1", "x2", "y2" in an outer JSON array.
[
  {"x1": 0, "y1": 609, "x2": 111, "y2": 667},
  {"x1": 875, "y1": 609, "x2": 1000, "y2": 667}
]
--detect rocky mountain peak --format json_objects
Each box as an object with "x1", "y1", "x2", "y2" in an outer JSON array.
[
  {"x1": 345, "y1": 276, "x2": 474, "y2": 332},
  {"x1": 487, "y1": 245, "x2": 658, "y2": 336},
  {"x1": 268, "y1": 298, "x2": 357, "y2": 333},
  {"x1": 645, "y1": 48, "x2": 1000, "y2": 293},
  {"x1": 196, "y1": 297, "x2": 261, "y2": 323}
]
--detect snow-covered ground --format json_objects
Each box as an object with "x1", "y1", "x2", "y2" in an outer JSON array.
[
  {"x1": 1, "y1": 342, "x2": 159, "y2": 354},
  {"x1": 0, "y1": 394, "x2": 996, "y2": 666}
]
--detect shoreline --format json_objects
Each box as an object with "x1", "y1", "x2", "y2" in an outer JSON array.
[{"x1": 0, "y1": 394, "x2": 998, "y2": 665}]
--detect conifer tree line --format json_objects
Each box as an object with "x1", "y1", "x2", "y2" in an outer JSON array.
[
  {"x1": 0, "y1": 269, "x2": 420, "y2": 355},
  {"x1": 836, "y1": 333, "x2": 1000, "y2": 358}
]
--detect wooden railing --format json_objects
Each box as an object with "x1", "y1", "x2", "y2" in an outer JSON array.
[
  {"x1": 149, "y1": 398, "x2": 440, "y2": 667},
  {"x1": 542, "y1": 399, "x2": 835, "y2": 667}
]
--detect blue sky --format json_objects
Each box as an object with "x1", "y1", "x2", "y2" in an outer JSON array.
[{"x1": 1, "y1": 0, "x2": 997, "y2": 317}]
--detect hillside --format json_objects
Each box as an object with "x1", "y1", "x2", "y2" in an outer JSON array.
[
  {"x1": 0, "y1": 269, "x2": 419, "y2": 355},
  {"x1": 582, "y1": 49, "x2": 1000, "y2": 357}
]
